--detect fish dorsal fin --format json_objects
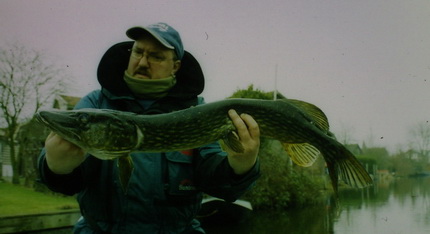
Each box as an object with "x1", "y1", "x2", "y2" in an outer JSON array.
[
  {"x1": 283, "y1": 99, "x2": 330, "y2": 132},
  {"x1": 282, "y1": 143, "x2": 320, "y2": 167}
]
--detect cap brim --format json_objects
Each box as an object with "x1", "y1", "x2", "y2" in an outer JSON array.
[{"x1": 126, "y1": 27, "x2": 174, "y2": 49}]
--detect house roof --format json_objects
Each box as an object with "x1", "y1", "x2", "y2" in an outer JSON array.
[{"x1": 53, "y1": 95, "x2": 82, "y2": 110}]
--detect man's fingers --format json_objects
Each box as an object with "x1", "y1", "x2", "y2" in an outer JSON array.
[
  {"x1": 228, "y1": 109, "x2": 260, "y2": 141},
  {"x1": 228, "y1": 109, "x2": 247, "y2": 139},
  {"x1": 46, "y1": 131, "x2": 57, "y2": 141},
  {"x1": 226, "y1": 109, "x2": 260, "y2": 175},
  {"x1": 239, "y1": 113, "x2": 260, "y2": 139}
]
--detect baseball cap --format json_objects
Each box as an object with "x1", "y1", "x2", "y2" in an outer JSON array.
[{"x1": 126, "y1": 22, "x2": 184, "y2": 59}]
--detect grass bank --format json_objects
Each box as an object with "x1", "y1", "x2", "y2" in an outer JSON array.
[{"x1": 0, "y1": 182, "x2": 79, "y2": 217}]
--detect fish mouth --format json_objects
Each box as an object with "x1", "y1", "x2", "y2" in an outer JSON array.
[{"x1": 36, "y1": 110, "x2": 82, "y2": 142}]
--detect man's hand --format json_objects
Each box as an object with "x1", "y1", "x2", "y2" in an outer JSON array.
[
  {"x1": 44, "y1": 132, "x2": 86, "y2": 174},
  {"x1": 226, "y1": 109, "x2": 260, "y2": 175}
]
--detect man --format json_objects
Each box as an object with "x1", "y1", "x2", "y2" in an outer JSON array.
[{"x1": 38, "y1": 22, "x2": 260, "y2": 233}]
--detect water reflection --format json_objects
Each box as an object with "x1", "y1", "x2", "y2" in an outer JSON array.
[
  {"x1": 335, "y1": 177, "x2": 430, "y2": 234},
  {"x1": 203, "y1": 177, "x2": 430, "y2": 234}
]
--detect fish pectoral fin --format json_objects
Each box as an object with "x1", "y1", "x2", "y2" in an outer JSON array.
[
  {"x1": 220, "y1": 131, "x2": 244, "y2": 153},
  {"x1": 282, "y1": 143, "x2": 320, "y2": 167},
  {"x1": 118, "y1": 155, "x2": 134, "y2": 194}
]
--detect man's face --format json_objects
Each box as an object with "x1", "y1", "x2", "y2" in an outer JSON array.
[{"x1": 126, "y1": 37, "x2": 181, "y2": 80}]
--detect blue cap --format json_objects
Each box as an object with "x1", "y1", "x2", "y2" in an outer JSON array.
[{"x1": 126, "y1": 22, "x2": 184, "y2": 60}]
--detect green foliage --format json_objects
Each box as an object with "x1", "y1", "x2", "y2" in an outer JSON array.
[
  {"x1": 229, "y1": 84, "x2": 285, "y2": 100},
  {"x1": 360, "y1": 147, "x2": 391, "y2": 170},
  {"x1": 390, "y1": 150, "x2": 421, "y2": 176},
  {"x1": 242, "y1": 139, "x2": 323, "y2": 210},
  {"x1": 356, "y1": 156, "x2": 377, "y2": 168}
]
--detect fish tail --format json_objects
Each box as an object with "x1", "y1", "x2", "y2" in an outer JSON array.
[{"x1": 326, "y1": 145, "x2": 373, "y2": 194}]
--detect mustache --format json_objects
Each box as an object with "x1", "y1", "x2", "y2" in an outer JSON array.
[{"x1": 134, "y1": 67, "x2": 150, "y2": 76}]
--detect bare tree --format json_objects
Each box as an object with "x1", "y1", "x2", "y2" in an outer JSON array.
[
  {"x1": 0, "y1": 43, "x2": 67, "y2": 184},
  {"x1": 337, "y1": 121, "x2": 356, "y2": 145},
  {"x1": 409, "y1": 121, "x2": 430, "y2": 171}
]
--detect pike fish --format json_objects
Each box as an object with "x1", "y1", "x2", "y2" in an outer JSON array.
[{"x1": 36, "y1": 98, "x2": 373, "y2": 194}]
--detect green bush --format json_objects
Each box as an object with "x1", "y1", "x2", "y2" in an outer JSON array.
[{"x1": 242, "y1": 139, "x2": 323, "y2": 210}]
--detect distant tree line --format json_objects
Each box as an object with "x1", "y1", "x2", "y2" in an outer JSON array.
[{"x1": 357, "y1": 122, "x2": 430, "y2": 177}]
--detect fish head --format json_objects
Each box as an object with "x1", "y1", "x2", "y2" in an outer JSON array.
[{"x1": 36, "y1": 109, "x2": 143, "y2": 160}]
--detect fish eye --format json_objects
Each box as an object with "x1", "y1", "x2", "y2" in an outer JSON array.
[{"x1": 78, "y1": 113, "x2": 90, "y2": 124}]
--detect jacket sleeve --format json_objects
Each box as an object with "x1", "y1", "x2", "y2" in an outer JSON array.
[
  {"x1": 194, "y1": 142, "x2": 260, "y2": 202},
  {"x1": 38, "y1": 150, "x2": 84, "y2": 195},
  {"x1": 37, "y1": 90, "x2": 102, "y2": 195}
]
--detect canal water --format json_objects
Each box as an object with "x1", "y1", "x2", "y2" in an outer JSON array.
[{"x1": 203, "y1": 177, "x2": 430, "y2": 234}]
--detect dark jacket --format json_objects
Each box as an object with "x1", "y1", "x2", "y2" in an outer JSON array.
[{"x1": 38, "y1": 42, "x2": 260, "y2": 233}]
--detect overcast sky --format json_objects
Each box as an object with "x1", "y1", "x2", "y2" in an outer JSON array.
[{"x1": 1, "y1": 0, "x2": 429, "y2": 152}]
